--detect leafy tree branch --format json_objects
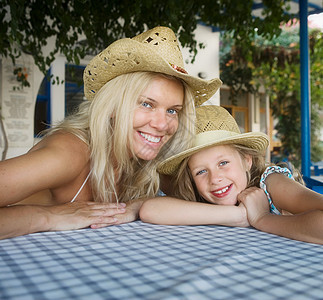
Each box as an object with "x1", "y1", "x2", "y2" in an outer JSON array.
[{"x1": 0, "y1": 0, "x2": 291, "y2": 75}]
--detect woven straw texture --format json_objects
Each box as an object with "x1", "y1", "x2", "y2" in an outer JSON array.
[
  {"x1": 158, "y1": 105, "x2": 269, "y2": 175},
  {"x1": 83, "y1": 26, "x2": 222, "y2": 106},
  {"x1": 195, "y1": 105, "x2": 240, "y2": 134}
]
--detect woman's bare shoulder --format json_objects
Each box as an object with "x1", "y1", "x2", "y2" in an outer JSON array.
[
  {"x1": 32, "y1": 131, "x2": 88, "y2": 154},
  {"x1": 31, "y1": 132, "x2": 90, "y2": 177},
  {"x1": 0, "y1": 131, "x2": 91, "y2": 206}
]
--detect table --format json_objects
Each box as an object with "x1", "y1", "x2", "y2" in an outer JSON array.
[{"x1": 1, "y1": 221, "x2": 323, "y2": 299}]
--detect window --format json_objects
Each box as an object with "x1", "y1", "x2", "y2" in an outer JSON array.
[
  {"x1": 65, "y1": 65, "x2": 86, "y2": 116},
  {"x1": 220, "y1": 89, "x2": 249, "y2": 132},
  {"x1": 34, "y1": 75, "x2": 50, "y2": 136}
]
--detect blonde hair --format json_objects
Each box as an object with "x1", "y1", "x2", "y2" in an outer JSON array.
[
  {"x1": 45, "y1": 71, "x2": 195, "y2": 203},
  {"x1": 173, "y1": 143, "x2": 304, "y2": 202},
  {"x1": 172, "y1": 144, "x2": 267, "y2": 203}
]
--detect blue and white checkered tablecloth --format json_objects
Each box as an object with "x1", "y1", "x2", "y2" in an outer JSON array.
[{"x1": 0, "y1": 221, "x2": 322, "y2": 300}]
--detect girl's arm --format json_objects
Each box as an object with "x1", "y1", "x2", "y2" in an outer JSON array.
[
  {"x1": 139, "y1": 197, "x2": 249, "y2": 227},
  {"x1": 266, "y1": 172, "x2": 323, "y2": 214},
  {"x1": 238, "y1": 175, "x2": 323, "y2": 244}
]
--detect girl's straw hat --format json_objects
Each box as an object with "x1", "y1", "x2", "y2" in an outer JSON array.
[
  {"x1": 83, "y1": 26, "x2": 222, "y2": 106},
  {"x1": 158, "y1": 105, "x2": 269, "y2": 175}
]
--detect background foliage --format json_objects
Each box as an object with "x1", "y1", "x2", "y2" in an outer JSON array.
[
  {"x1": 0, "y1": 0, "x2": 291, "y2": 75},
  {"x1": 220, "y1": 26, "x2": 323, "y2": 167}
]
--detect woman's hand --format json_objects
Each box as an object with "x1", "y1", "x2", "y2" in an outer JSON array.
[
  {"x1": 237, "y1": 187, "x2": 270, "y2": 227},
  {"x1": 0, "y1": 202, "x2": 127, "y2": 240},
  {"x1": 47, "y1": 202, "x2": 127, "y2": 230},
  {"x1": 113, "y1": 199, "x2": 144, "y2": 225}
]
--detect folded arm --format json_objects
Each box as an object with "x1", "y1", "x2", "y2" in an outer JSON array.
[
  {"x1": 139, "y1": 197, "x2": 249, "y2": 227},
  {"x1": 238, "y1": 179, "x2": 323, "y2": 244}
]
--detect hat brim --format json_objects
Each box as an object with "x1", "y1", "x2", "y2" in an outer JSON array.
[
  {"x1": 158, "y1": 130, "x2": 269, "y2": 175},
  {"x1": 84, "y1": 38, "x2": 222, "y2": 106}
]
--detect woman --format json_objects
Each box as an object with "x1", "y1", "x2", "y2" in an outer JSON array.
[{"x1": 0, "y1": 26, "x2": 222, "y2": 239}]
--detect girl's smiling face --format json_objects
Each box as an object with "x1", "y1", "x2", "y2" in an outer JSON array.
[
  {"x1": 188, "y1": 144, "x2": 252, "y2": 205},
  {"x1": 132, "y1": 76, "x2": 184, "y2": 161}
]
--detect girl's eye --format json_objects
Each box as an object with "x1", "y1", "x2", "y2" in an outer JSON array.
[
  {"x1": 219, "y1": 161, "x2": 228, "y2": 166},
  {"x1": 196, "y1": 169, "x2": 207, "y2": 176}
]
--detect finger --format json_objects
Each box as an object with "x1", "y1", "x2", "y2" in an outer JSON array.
[
  {"x1": 90, "y1": 213, "x2": 120, "y2": 225},
  {"x1": 87, "y1": 202, "x2": 126, "y2": 209},
  {"x1": 88, "y1": 206, "x2": 127, "y2": 216},
  {"x1": 90, "y1": 221, "x2": 117, "y2": 229},
  {"x1": 237, "y1": 193, "x2": 246, "y2": 202}
]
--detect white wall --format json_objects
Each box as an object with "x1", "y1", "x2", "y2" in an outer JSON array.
[
  {"x1": 0, "y1": 54, "x2": 44, "y2": 158},
  {"x1": 50, "y1": 56, "x2": 66, "y2": 125},
  {"x1": 182, "y1": 24, "x2": 221, "y2": 105}
]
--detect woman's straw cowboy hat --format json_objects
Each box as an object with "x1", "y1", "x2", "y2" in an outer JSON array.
[
  {"x1": 83, "y1": 26, "x2": 222, "y2": 106},
  {"x1": 158, "y1": 105, "x2": 269, "y2": 175}
]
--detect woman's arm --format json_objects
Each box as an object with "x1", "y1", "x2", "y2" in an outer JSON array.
[
  {"x1": 0, "y1": 202, "x2": 126, "y2": 240},
  {"x1": 139, "y1": 197, "x2": 249, "y2": 227},
  {"x1": 0, "y1": 132, "x2": 126, "y2": 239},
  {"x1": 238, "y1": 185, "x2": 323, "y2": 244}
]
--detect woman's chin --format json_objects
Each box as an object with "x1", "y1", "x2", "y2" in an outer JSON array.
[{"x1": 136, "y1": 150, "x2": 158, "y2": 161}]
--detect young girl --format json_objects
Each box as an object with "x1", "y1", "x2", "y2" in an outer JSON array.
[
  {"x1": 140, "y1": 105, "x2": 323, "y2": 244},
  {"x1": 0, "y1": 27, "x2": 222, "y2": 239}
]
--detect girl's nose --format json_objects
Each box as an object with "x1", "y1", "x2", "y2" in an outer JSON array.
[{"x1": 209, "y1": 169, "x2": 222, "y2": 184}]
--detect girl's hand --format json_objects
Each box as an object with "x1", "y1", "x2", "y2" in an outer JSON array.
[
  {"x1": 236, "y1": 201, "x2": 251, "y2": 227},
  {"x1": 237, "y1": 187, "x2": 270, "y2": 226},
  {"x1": 47, "y1": 202, "x2": 127, "y2": 230}
]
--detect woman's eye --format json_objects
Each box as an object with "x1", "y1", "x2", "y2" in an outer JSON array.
[
  {"x1": 196, "y1": 169, "x2": 207, "y2": 176},
  {"x1": 141, "y1": 101, "x2": 152, "y2": 108}
]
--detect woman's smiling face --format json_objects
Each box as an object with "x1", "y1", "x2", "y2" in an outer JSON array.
[
  {"x1": 188, "y1": 144, "x2": 252, "y2": 205},
  {"x1": 132, "y1": 76, "x2": 184, "y2": 161}
]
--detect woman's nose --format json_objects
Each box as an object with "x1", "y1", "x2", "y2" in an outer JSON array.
[{"x1": 150, "y1": 110, "x2": 168, "y2": 131}]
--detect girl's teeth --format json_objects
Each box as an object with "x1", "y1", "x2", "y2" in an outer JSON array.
[
  {"x1": 214, "y1": 186, "x2": 229, "y2": 194},
  {"x1": 140, "y1": 132, "x2": 161, "y2": 143}
]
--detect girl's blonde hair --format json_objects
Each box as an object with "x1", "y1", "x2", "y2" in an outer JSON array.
[
  {"x1": 172, "y1": 144, "x2": 302, "y2": 203},
  {"x1": 45, "y1": 71, "x2": 195, "y2": 203}
]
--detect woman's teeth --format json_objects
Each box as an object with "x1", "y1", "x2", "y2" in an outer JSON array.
[{"x1": 140, "y1": 132, "x2": 161, "y2": 143}]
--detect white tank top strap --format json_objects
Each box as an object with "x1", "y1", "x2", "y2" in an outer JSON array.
[{"x1": 70, "y1": 171, "x2": 92, "y2": 203}]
